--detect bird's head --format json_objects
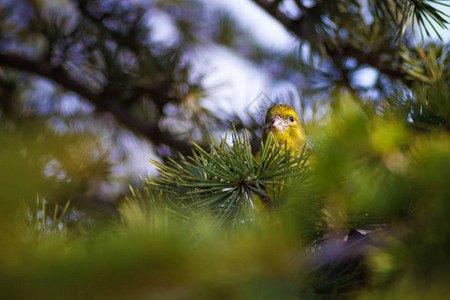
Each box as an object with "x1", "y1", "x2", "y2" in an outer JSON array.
[{"x1": 262, "y1": 105, "x2": 307, "y2": 154}]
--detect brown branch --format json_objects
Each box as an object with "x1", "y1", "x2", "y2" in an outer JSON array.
[
  {"x1": 76, "y1": 0, "x2": 143, "y2": 53},
  {"x1": 326, "y1": 44, "x2": 410, "y2": 83},
  {"x1": 252, "y1": 0, "x2": 303, "y2": 37},
  {"x1": 251, "y1": 0, "x2": 410, "y2": 83},
  {"x1": 0, "y1": 53, "x2": 194, "y2": 155}
]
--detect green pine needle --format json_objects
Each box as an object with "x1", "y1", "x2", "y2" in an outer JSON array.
[{"x1": 148, "y1": 127, "x2": 309, "y2": 225}]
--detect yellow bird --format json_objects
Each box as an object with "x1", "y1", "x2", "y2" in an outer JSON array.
[
  {"x1": 262, "y1": 104, "x2": 307, "y2": 156},
  {"x1": 254, "y1": 104, "x2": 307, "y2": 209}
]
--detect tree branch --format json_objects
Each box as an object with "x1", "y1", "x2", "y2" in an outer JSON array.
[
  {"x1": 0, "y1": 53, "x2": 194, "y2": 155},
  {"x1": 325, "y1": 43, "x2": 412, "y2": 84},
  {"x1": 252, "y1": 0, "x2": 301, "y2": 37},
  {"x1": 251, "y1": 0, "x2": 410, "y2": 83}
]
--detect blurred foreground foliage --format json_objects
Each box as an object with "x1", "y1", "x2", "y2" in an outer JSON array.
[{"x1": 2, "y1": 86, "x2": 450, "y2": 298}]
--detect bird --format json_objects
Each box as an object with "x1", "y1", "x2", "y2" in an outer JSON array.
[
  {"x1": 261, "y1": 104, "x2": 307, "y2": 156},
  {"x1": 253, "y1": 104, "x2": 307, "y2": 209}
]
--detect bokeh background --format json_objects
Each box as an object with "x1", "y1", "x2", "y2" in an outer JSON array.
[{"x1": 0, "y1": 0, "x2": 449, "y2": 298}]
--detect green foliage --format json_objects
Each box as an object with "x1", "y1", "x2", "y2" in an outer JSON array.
[
  {"x1": 380, "y1": 43, "x2": 450, "y2": 129},
  {"x1": 2, "y1": 91, "x2": 450, "y2": 298},
  {"x1": 149, "y1": 129, "x2": 309, "y2": 225},
  {"x1": 0, "y1": 117, "x2": 112, "y2": 213},
  {"x1": 23, "y1": 197, "x2": 80, "y2": 244},
  {"x1": 370, "y1": 0, "x2": 450, "y2": 40}
]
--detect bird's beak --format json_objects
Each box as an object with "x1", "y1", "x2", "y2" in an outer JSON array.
[{"x1": 270, "y1": 117, "x2": 284, "y2": 132}]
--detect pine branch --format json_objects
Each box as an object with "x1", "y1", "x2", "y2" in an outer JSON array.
[
  {"x1": 325, "y1": 43, "x2": 412, "y2": 85},
  {"x1": 250, "y1": 0, "x2": 415, "y2": 84},
  {"x1": 75, "y1": 0, "x2": 145, "y2": 54},
  {"x1": 251, "y1": 0, "x2": 308, "y2": 39},
  {"x1": 148, "y1": 128, "x2": 310, "y2": 224},
  {"x1": 0, "y1": 52, "x2": 193, "y2": 155}
]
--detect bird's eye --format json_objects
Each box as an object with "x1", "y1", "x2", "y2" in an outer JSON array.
[{"x1": 289, "y1": 116, "x2": 295, "y2": 122}]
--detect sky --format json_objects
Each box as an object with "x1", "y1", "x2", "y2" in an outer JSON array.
[{"x1": 198, "y1": 0, "x2": 298, "y2": 114}]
